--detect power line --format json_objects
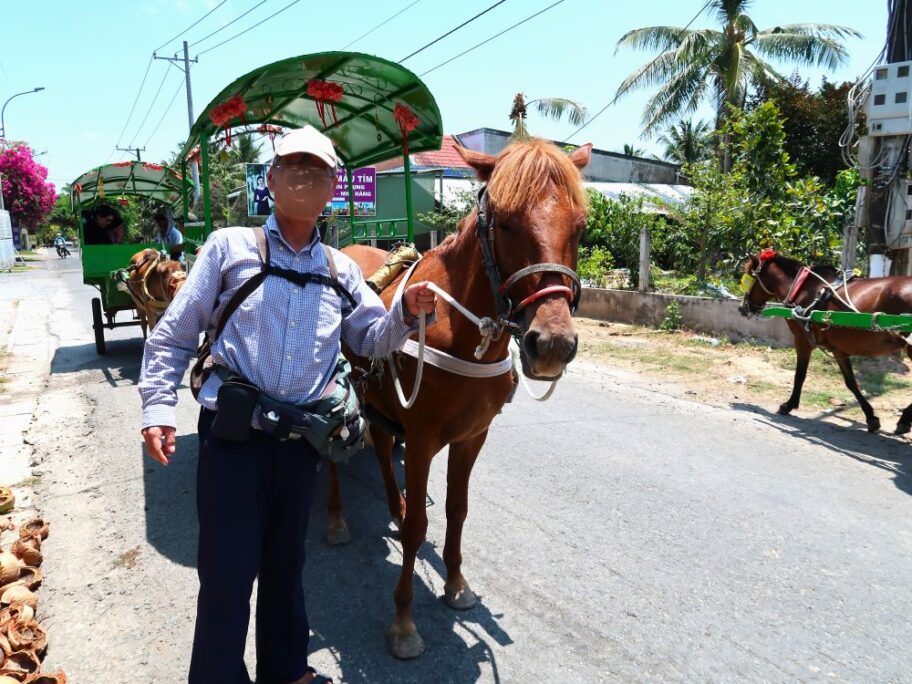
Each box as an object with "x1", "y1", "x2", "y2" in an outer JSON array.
[
  {"x1": 399, "y1": 0, "x2": 507, "y2": 63},
  {"x1": 154, "y1": 0, "x2": 229, "y2": 53},
  {"x1": 145, "y1": 78, "x2": 186, "y2": 149},
  {"x1": 565, "y1": 0, "x2": 713, "y2": 140},
  {"x1": 128, "y1": 62, "x2": 180, "y2": 148},
  {"x1": 198, "y1": 0, "x2": 303, "y2": 56},
  {"x1": 108, "y1": 56, "x2": 155, "y2": 162},
  {"x1": 342, "y1": 0, "x2": 423, "y2": 50},
  {"x1": 419, "y1": 0, "x2": 566, "y2": 77},
  {"x1": 189, "y1": 0, "x2": 272, "y2": 49}
]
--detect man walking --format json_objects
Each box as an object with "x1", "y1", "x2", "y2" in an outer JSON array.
[{"x1": 139, "y1": 125, "x2": 435, "y2": 684}]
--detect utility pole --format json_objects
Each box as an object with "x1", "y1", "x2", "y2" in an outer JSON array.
[
  {"x1": 116, "y1": 146, "x2": 145, "y2": 161},
  {"x1": 154, "y1": 41, "x2": 200, "y2": 199}
]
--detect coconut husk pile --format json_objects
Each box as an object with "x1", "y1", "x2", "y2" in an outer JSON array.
[{"x1": 0, "y1": 509, "x2": 66, "y2": 683}]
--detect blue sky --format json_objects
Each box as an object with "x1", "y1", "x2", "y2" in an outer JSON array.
[{"x1": 0, "y1": 0, "x2": 888, "y2": 191}]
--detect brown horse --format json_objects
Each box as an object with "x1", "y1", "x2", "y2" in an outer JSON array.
[
  {"x1": 739, "y1": 251, "x2": 912, "y2": 434},
  {"x1": 329, "y1": 138, "x2": 591, "y2": 658},
  {"x1": 124, "y1": 249, "x2": 187, "y2": 334}
]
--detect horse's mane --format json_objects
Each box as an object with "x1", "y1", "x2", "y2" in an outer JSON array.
[
  {"x1": 486, "y1": 138, "x2": 587, "y2": 215},
  {"x1": 769, "y1": 254, "x2": 839, "y2": 278}
]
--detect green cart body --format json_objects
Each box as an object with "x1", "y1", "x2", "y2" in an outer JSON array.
[{"x1": 761, "y1": 306, "x2": 912, "y2": 333}]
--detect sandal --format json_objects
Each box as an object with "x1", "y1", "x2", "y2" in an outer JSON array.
[{"x1": 0, "y1": 488, "x2": 14, "y2": 515}]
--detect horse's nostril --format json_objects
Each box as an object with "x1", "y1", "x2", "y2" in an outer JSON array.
[
  {"x1": 566, "y1": 334, "x2": 579, "y2": 363},
  {"x1": 523, "y1": 330, "x2": 541, "y2": 360}
]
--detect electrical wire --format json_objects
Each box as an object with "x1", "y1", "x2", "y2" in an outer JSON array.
[
  {"x1": 107, "y1": 56, "x2": 154, "y2": 162},
  {"x1": 197, "y1": 0, "x2": 303, "y2": 56},
  {"x1": 565, "y1": 0, "x2": 714, "y2": 140},
  {"x1": 189, "y1": 0, "x2": 272, "y2": 49},
  {"x1": 343, "y1": 0, "x2": 423, "y2": 50},
  {"x1": 144, "y1": 79, "x2": 186, "y2": 149},
  {"x1": 128, "y1": 62, "x2": 181, "y2": 148},
  {"x1": 419, "y1": 0, "x2": 566, "y2": 77},
  {"x1": 154, "y1": 0, "x2": 229, "y2": 53},
  {"x1": 400, "y1": 0, "x2": 508, "y2": 63}
]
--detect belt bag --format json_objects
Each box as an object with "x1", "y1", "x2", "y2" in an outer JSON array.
[{"x1": 212, "y1": 358, "x2": 365, "y2": 464}]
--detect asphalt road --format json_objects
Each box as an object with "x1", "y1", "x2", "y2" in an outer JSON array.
[{"x1": 11, "y1": 252, "x2": 912, "y2": 683}]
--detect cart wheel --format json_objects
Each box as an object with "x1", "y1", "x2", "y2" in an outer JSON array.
[{"x1": 92, "y1": 297, "x2": 106, "y2": 355}]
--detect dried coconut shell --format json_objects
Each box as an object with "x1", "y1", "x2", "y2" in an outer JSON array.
[
  {"x1": 0, "y1": 632, "x2": 11, "y2": 656},
  {"x1": 25, "y1": 675, "x2": 67, "y2": 684},
  {"x1": 0, "y1": 554, "x2": 22, "y2": 586},
  {"x1": 0, "y1": 587, "x2": 36, "y2": 609},
  {"x1": 1, "y1": 568, "x2": 41, "y2": 593},
  {"x1": 17, "y1": 521, "x2": 47, "y2": 542},
  {"x1": 0, "y1": 518, "x2": 14, "y2": 533},
  {"x1": 7, "y1": 620, "x2": 46, "y2": 657},
  {"x1": 0, "y1": 604, "x2": 34, "y2": 634},
  {"x1": 8, "y1": 541, "x2": 39, "y2": 569},
  {"x1": 0, "y1": 676, "x2": 20, "y2": 684},
  {"x1": 0, "y1": 649, "x2": 40, "y2": 680}
]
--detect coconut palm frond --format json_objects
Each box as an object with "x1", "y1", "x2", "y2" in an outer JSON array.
[
  {"x1": 615, "y1": 26, "x2": 692, "y2": 54},
  {"x1": 533, "y1": 98, "x2": 588, "y2": 126},
  {"x1": 753, "y1": 32, "x2": 849, "y2": 70}
]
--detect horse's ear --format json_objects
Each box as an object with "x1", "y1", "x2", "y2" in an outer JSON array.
[
  {"x1": 568, "y1": 143, "x2": 592, "y2": 170},
  {"x1": 455, "y1": 146, "x2": 496, "y2": 181}
]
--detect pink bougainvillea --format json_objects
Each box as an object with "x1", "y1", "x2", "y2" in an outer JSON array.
[{"x1": 0, "y1": 143, "x2": 56, "y2": 229}]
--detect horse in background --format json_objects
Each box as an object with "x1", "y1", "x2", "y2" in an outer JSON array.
[
  {"x1": 329, "y1": 138, "x2": 592, "y2": 658},
  {"x1": 739, "y1": 251, "x2": 912, "y2": 433},
  {"x1": 121, "y1": 249, "x2": 187, "y2": 335}
]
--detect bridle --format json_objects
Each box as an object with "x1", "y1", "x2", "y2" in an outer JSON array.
[
  {"x1": 741, "y1": 256, "x2": 777, "y2": 315},
  {"x1": 474, "y1": 187, "x2": 581, "y2": 342}
]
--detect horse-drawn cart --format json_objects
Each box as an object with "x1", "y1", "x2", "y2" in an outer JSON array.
[{"x1": 71, "y1": 161, "x2": 194, "y2": 354}]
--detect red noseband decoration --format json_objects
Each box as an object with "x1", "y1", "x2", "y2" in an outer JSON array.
[{"x1": 514, "y1": 285, "x2": 574, "y2": 314}]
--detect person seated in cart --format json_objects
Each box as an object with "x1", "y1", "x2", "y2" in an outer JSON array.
[
  {"x1": 152, "y1": 206, "x2": 184, "y2": 261},
  {"x1": 83, "y1": 205, "x2": 126, "y2": 245}
]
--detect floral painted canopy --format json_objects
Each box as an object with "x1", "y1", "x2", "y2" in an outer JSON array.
[
  {"x1": 70, "y1": 161, "x2": 189, "y2": 208},
  {"x1": 179, "y1": 51, "x2": 444, "y2": 168}
]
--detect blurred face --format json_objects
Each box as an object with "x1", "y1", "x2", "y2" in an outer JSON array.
[
  {"x1": 267, "y1": 153, "x2": 336, "y2": 220},
  {"x1": 97, "y1": 214, "x2": 114, "y2": 228},
  {"x1": 154, "y1": 215, "x2": 168, "y2": 230}
]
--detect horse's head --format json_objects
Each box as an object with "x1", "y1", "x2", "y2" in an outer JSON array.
[
  {"x1": 457, "y1": 139, "x2": 592, "y2": 379},
  {"x1": 156, "y1": 261, "x2": 187, "y2": 301},
  {"x1": 738, "y1": 249, "x2": 799, "y2": 317}
]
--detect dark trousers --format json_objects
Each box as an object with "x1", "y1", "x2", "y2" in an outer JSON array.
[{"x1": 190, "y1": 409, "x2": 321, "y2": 684}]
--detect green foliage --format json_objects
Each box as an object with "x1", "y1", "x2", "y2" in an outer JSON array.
[
  {"x1": 659, "y1": 119, "x2": 712, "y2": 165},
  {"x1": 665, "y1": 102, "x2": 861, "y2": 279},
  {"x1": 577, "y1": 245, "x2": 615, "y2": 285},
  {"x1": 417, "y1": 185, "x2": 478, "y2": 236},
  {"x1": 583, "y1": 189, "x2": 668, "y2": 288},
  {"x1": 750, "y1": 75, "x2": 853, "y2": 183},
  {"x1": 660, "y1": 301, "x2": 683, "y2": 331},
  {"x1": 509, "y1": 93, "x2": 587, "y2": 141}
]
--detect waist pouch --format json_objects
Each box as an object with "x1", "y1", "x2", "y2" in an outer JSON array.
[{"x1": 211, "y1": 358, "x2": 365, "y2": 464}]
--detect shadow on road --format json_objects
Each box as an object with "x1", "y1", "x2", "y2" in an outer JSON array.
[
  {"x1": 731, "y1": 402, "x2": 912, "y2": 496},
  {"x1": 305, "y1": 448, "x2": 511, "y2": 683},
  {"x1": 51, "y1": 340, "x2": 144, "y2": 387},
  {"x1": 143, "y1": 434, "x2": 200, "y2": 568}
]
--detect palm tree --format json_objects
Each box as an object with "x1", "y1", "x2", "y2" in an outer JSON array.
[
  {"x1": 508, "y1": 92, "x2": 587, "y2": 141},
  {"x1": 659, "y1": 119, "x2": 711, "y2": 164},
  {"x1": 622, "y1": 143, "x2": 646, "y2": 157},
  {"x1": 614, "y1": 0, "x2": 860, "y2": 144}
]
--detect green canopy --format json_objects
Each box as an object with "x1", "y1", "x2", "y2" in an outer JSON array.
[
  {"x1": 70, "y1": 162, "x2": 189, "y2": 208},
  {"x1": 179, "y1": 51, "x2": 443, "y2": 168}
]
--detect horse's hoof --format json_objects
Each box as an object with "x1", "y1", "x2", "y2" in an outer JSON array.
[
  {"x1": 895, "y1": 421, "x2": 911, "y2": 436},
  {"x1": 443, "y1": 582, "x2": 477, "y2": 610},
  {"x1": 387, "y1": 622, "x2": 425, "y2": 659},
  {"x1": 867, "y1": 418, "x2": 882, "y2": 434},
  {"x1": 326, "y1": 523, "x2": 351, "y2": 546},
  {"x1": 777, "y1": 403, "x2": 794, "y2": 416}
]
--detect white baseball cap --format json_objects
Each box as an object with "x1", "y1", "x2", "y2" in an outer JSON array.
[{"x1": 274, "y1": 125, "x2": 340, "y2": 169}]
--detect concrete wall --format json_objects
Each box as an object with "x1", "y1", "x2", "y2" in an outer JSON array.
[
  {"x1": 578, "y1": 287, "x2": 796, "y2": 347},
  {"x1": 456, "y1": 127, "x2": 679, "y2": 184}
]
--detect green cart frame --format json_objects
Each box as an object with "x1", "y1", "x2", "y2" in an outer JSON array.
[
  {"x1": 761, "y1": 306, "x2": 912, "y2": 333},
  {"x1": 178, "y1": 51, "x2": 444, "y2": 245},
  {"x1": 70, "y1": 161, "x2": 194, "y2": 354}
]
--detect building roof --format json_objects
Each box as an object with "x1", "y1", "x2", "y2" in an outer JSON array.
[{"x1": 374, "y1": 135, "x2": 473, "y2": 174}]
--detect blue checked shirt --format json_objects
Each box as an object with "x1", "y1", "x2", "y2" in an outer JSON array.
[{"x1": 139, "y1": 215, "x2": 421, "y2": 429}]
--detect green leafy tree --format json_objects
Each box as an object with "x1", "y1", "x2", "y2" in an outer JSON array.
[
  {"x1": 659, "y1": 119, "x2": 711, "y2": 164},
  {"x1": 508, "y1": 92, "x2": 586, "y2": 141},
  {"x1": 622, "y1": 143, "x2": 646, "y2": 157},
  {"x1": 750, "y1": 74, "x2": 852, "y2": 183},
  {"x1": 418, "y1": 185, "x2": 478, "y2": 236},
  {"x1": 614, "y1": 0, "x2": 859, "y2": 156}
]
